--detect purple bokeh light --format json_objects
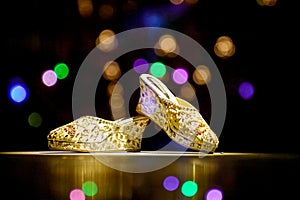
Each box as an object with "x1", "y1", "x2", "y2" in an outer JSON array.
[
  {"x1": 238, "y1": 81, "x2": 254, "y2": 100},
  {"x1": 42, "y1": 69, "x2": 58, "y2": 87},
  {"x1": 206, "y1": 188, "x2": 223, "y2": 200},
  {"x1": 172, "y1": 68, "x2": 188, "y2": 84},
  {"x1": 163, "y1": 176, "x2": 180, "y2": 191},
  {"x1": 70, "y1": 189, "x2": 86, "y2": 200},
  {"x1": 133, "y1": 58, "x2": 149, "y2": 73}
]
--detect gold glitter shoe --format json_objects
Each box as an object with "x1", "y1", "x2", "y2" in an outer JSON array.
[
  {"x1": 47, "y1": 115, "x2": 150, "y2": 152},
  {"x1": 136, "y1": 73, "x2": 219, "y2": 153}
]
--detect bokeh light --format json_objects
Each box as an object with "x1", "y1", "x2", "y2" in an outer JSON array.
[
  {"x1": 257, "y1": 0, "x2": 277, "y2": 6},
  {"x1": 170, "y1": 0, "x2": 184, "y2": 5},
  {"x1": 238, "y1": 81, "x2": 254, "y2": 100},
  {"x1": 103, "y1": 61, "x2": 121, "y2": 81},
  {"x1": 96, "y1": 29, "x2": 118, "y2": 52},
  {"x1": 109, "y1": 85, "x2": 126, "y2": 119},
  {"x1": 155, "y1": 34, "x2": 179, "y2": 58},
  {"x1": 82, "y1": 181, "x2": 98, "y2": 197},
  {"x1": 180, "y1": 84, "x2": 196, "y2": 101},
  {"x1": 193, "y1": 65, "x2": 211, "y2": 85},
  {"x1": 172, "y1": 68, "x2": 188, "y2": 85},
  {"x1": 214, "y1": 36, "x2": 236, "y2": 59},
  {"x1": 42, "y1": 69, "x2": 58, "y2": 87},
  {"x1": 133, "y1": 58, "x2": 149, "y2": 74},
  {"x1": 159, "y1": 35, "x2": 178, "y2": 54},
  {"x1": 70, "y1": 188, "x2": 86, "y2": 200},
  {"x1": 107, "y1": 82, "x2": 124, "y2": 96},
  {"x1": 181, "y1": 180, "x2": 198, "y2": 197},
  {"x1": 143, "y1": 12, "x2": 164, "y2": 27},
  {"x1": 110, "y1": 93, "x2": 125, "y2": 110},
  {"x1": 54, "y1": 62, "x2": 69, "y2": 80},
  {"x1": 163, "y1": 176, "x2": 180, "y2": 191},
  {"x1": 9, "y1": 84, "x2": 29, "y2": 103},
  {"x1": 206, "y1": 188, "x2": 223, "y2": 200},
  {"x1": 28, "y1": 112, "x2": 42, "y2": 128},
  {"x1": 110, "y1": 92, "x2": 126, "y2": 118},
  {"x1": 98, "y1": 4, "x2": 114, "y2": 19},
  {"x1": 77, "y1": 0, "x2": 93, "y2": 18},
  {"x1": 263, "y1": 0, "x2": 277, "y2": 6},
  {"x1": 150, "y1": 62, "x2": 166, "y2": 78}
]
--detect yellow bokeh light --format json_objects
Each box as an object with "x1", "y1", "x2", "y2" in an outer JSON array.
[
  {"x1": 160, "y1": 35, "x2": 177, "y2": 53},
  {"x1": 111, "y1": 109, "x2": 126, "y2": 120},
  {"x1": 98, "y1": 4, "x2": 114, "y2": 19},
  {"x1": 193, "y1": 65, "x2": 211, "y2": 85},
  {"x1": 155, "y1": 34, "x2": 179, "y2": 57},
  {"x1": 180, "y1": 84, "x2": 196, "y2": 101},
  {"x1": 109, "y1": 93, "x2": 126, "y2": 119},
  {"x1": 77, "y1": 0, "x2": 93, "y2": 18},
  {"x1": 170, "y1": 0, "x2": 184, "y2": 5},
  {"x1": 107, "y1": 82, "x2": 124, "y2": 96},
  {"x1": 103, "y1": 61, "x2": 121, "y2": 81},
  {"x1": 96, "y1": 29, "x2": 118, "y2": 52},
  {"x1": 110, "y1": 93, "x2": 125, "y2": 110},
  {"x1": 214, "y1": 35, "x2": 236, "y2": 59},
  {"x1": 257, "y1": 0, "x2": 277, "y2": 6}
]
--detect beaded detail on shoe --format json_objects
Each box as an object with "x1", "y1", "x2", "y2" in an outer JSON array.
[
  {"x1": 47, "y1": 115, "x2": 150, "y2": 152},
  {"x1": 136, "y1": 74, "x2": 219, "y2": 153}
]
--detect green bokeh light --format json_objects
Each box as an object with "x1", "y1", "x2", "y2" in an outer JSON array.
[
  {"x1": 150, "y1": 62, "x2": 166, "y2": 78},
  {"x1": 28, "y1": 112, "x2": 42, "y2": 128},
  {"x1": 181, "y1": 180, "x2": 198, "y2": 197},
  {"x1": 82, "y1": 181, "x2": 98, "y2": 197},
  {"x1": 54, "y1": 63, "x2": 69, "y2": 79}
]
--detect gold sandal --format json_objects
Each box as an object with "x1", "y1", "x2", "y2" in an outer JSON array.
[
  {"x1": 136, "y1": 73, "x2": 219, "y2": 153},
  {"x1": 47, "y1": 115, "x2": 150, "y2": 152}
]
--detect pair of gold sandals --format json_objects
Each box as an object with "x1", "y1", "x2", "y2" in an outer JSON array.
[{"x1": 47, "y1": 74, "x2": 219, "y2": 153}]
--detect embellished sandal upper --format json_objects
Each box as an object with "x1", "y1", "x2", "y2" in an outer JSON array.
[
  {"x1": 136, "y1": 73, "x2": 219, "y2": 153},
  {"x1": 47, "y1": 115, "x2": 150, "y2": 152}
]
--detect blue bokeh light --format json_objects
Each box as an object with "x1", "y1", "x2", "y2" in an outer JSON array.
[
  {"x1": 9, "y1": 84, "x2": 29, "y2": 103},
  {"x1": 143, "y1": 12, "x2": 164, "y2": 27}
]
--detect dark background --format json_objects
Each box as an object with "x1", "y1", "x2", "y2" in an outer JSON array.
[{"x1": 0, "y1": 0, "x2": 298, "y2": 153}]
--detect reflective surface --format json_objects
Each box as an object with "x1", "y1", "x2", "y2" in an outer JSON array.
[{"x1": 0, "y1": 151, "x2": 299, "y2": 199}]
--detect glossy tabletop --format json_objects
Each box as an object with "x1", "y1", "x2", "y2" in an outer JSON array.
[{"x1": 0, "y1": 151, "x2": 299, "y2": 200}]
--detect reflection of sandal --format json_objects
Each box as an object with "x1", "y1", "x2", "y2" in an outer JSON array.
[
  {"x1": 136, "y1": 73, "x2": 219, "y2": 153},
  {"x1": 47, "y1": 115, "x2": 150, "y2": 152}
]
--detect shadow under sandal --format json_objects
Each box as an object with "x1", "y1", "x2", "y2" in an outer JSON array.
[
  {"x1": 47, "y1": 115, "x2": 150, "y2": 152},
  {"x1": 136, "y1": 73, "x2": 219, "y2": 153}
]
